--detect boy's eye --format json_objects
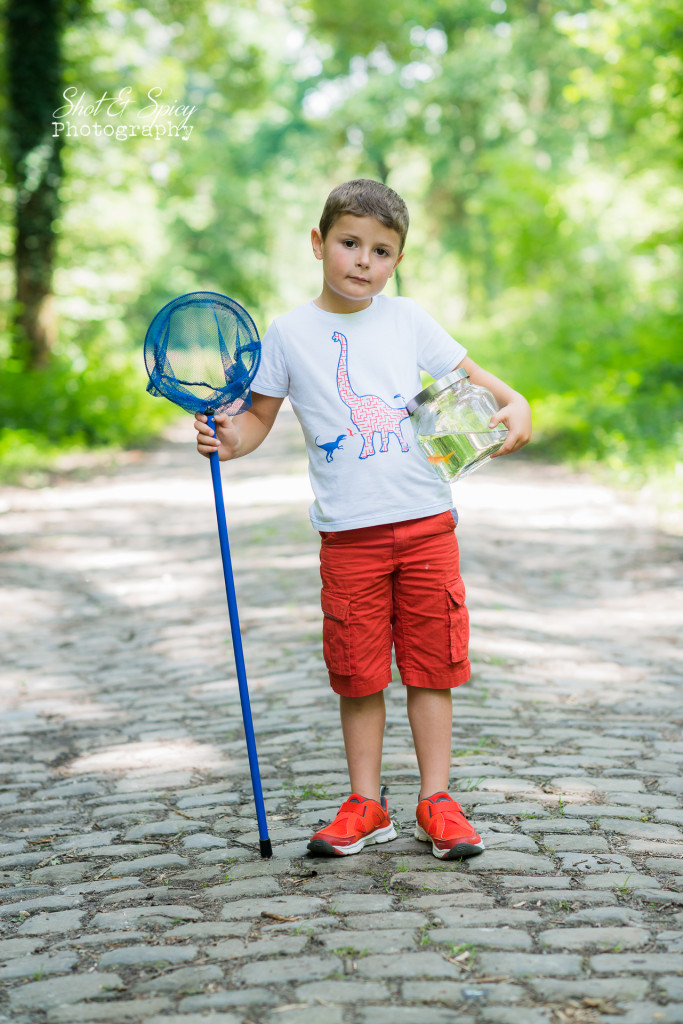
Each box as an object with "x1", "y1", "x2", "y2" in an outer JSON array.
[
  {"x1": 376, "y1": 248, "x2": 389, "y2": 257},
  {"x1": 343, "y1": 239, "x2": 357, "y2": 248}
]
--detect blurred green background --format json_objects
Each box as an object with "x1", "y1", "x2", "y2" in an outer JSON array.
[{"x1": 1, "y1": 0, "x2": 681, "y2": 487}]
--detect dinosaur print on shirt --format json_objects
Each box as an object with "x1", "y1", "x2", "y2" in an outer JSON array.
[
  {"x1": 315, "y1": 434, "x2": 346, "y2": 462},
  {"x1": 250, "y1": 295, "x2": 467, "y2": 528},
  {"x1": 332, "y1": 331, "x2": 410, "y2": 460}
]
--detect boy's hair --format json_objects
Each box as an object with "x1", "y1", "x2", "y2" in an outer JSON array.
[{"x1": 319, "y1": 179, "x2": 409, "y2": 252}]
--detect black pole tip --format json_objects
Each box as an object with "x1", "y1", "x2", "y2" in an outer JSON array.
[{"x1": 260, "y1": 838, "x2": 273, "y2": 859}]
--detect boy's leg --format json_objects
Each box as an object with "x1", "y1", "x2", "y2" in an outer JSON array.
[
  {"x1": 340, "y1": 691, "x2": 385, "y2": 802},
  {"x1": 392, "y1": 511, "x2": 484, "y2": 859},
  {"x1": 307, "y1": 689, "x2": 395, "y2": 855},
  {"x1": 408, "y1": 685, "x2": 484, "y2": 858},
  {"x1": 309, "y1": 524, "x2": 397, "y2": 856},
  {"x1": 406, "y1": 686, "x2": 452, "y2": 797}
]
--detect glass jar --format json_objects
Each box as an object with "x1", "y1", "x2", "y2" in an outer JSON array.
[{"x1": 407, "y1": 368, "x2": 508, "y2": 481}]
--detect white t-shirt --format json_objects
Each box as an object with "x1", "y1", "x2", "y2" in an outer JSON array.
[{"x1": 251, "y1": 295, "x2": 467, "y2": 531}]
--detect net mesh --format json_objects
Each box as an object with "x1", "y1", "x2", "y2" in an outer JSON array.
[{"x1": 144, "y1": 291, "x2": 261, "y2": 415}]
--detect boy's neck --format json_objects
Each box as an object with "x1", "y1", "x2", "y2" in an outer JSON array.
[{"x1": 313, "y1": 288, "x2": 374, "y2": 315}]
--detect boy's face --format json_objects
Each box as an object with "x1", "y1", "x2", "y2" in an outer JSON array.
[{"x1": 311, "y1": 214, "x2": 404, "y2": 313}]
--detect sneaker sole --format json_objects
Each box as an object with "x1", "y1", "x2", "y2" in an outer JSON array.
[
  {"x1": 307, "y1": 821, "x2": 397, "y2": 857},
  {"x1": 415, "y1": 824, "x2": 485, "y2": 860}
]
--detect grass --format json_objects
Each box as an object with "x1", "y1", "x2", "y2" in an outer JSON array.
[
  {"x1": 448, "y1": 942, "x2": 477, "y2": 957},
  {"x1": 331, "y1": 946, "x2": 369, "y2": 958},
  {"x1": 446, "y1": 942, "x2": 478, "y2": 970},
  {"x1": 282, "y1": 782, "x2": 330, "y2": 801},
  {"x1": 299, "y1": 784, "x2": 330, "y2": 800},
  {"x1": 0, "y1": 432, "x2": 138, "y2": 487},
  {"x1": 451, "y1": 736, "x2": 498, "y2": 758},
  {"x1": 549, "y1": 796, "x2": 566, "y2": 818},
  {"x1": 457, "y1": 776, "x2": 485, "y2": 792},
  {"x1": 0, "y1": 350, "x2": 176, "y2": 486},
  {"x1": 377, "y1": 869, "x2": 410, "y2": 900}
]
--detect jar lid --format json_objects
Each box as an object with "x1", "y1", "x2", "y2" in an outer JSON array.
[{"x1": 406, "y1": 367, "x2": 469, "y2": 414}]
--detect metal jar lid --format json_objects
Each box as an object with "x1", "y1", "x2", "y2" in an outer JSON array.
[{"x1": 406, "y1": 367, "x2": 469, "y2": 414}]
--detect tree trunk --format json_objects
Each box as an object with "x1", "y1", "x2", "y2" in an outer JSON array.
[{"x1": 7, "y1": 0, "x2": 63, "y2": 368}]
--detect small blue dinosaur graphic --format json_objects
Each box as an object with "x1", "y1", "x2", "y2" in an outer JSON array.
[{"x1": 315, "y1": 434, "x2": 346, "y2": 463}]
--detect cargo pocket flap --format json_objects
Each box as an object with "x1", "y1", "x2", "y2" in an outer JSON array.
[
  {"x1": 445, "y1": 577, "x2": 466, "y2": 607},
  {"x1": 445, "y1": 577, "x2": 468, "y2": 664},
  {"x1": 321, "y1": 592, "x2": 354, "y2": 675},
  {"x1": 321, "y1": 592, "x2": 351, "y2": 623}
]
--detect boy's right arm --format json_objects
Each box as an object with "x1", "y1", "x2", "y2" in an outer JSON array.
[{"x1": 194, "y1": 392, "x2": 284, "y2": 461}]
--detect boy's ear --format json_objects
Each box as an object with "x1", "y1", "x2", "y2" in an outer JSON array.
[
  {"x1": 311, "y1": 227, "x2": 324, "y2": 260},
  {"x1": 390, "y1": 251, "x2": 405, "y2": 275}
]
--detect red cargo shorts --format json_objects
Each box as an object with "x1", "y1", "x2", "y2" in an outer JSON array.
[{"x1": 319, "y1": 509, "x2": 470, "y2": 698}]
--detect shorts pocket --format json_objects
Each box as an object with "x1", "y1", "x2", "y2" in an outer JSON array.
[
  {"x1": 321, "y1": 591, "x2": 354, "y2": 676},
  {"x1": 445, "y1": 577, "x2": 469, "y2": 663}
]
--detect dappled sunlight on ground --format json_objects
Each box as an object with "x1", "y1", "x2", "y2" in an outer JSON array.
[
  {"x1": 66, "y1": 738, "x2": 235, "y2": 776},
  {"x1": 1, "y1": 404, "x2": 682, "y2": 1022}
]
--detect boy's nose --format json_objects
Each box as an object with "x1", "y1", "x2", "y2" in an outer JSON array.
[{"x1": 356, "y1": 250, "x2": 370, "y2": 267}]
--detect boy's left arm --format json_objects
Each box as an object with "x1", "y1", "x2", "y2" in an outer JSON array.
[{"x1": 456, "y1": 357, "x2": 532, "y2": 457}]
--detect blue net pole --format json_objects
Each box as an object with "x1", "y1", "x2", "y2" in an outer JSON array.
[{"x1": 207, "y1": 415, "x2": 272, "y2": 858}]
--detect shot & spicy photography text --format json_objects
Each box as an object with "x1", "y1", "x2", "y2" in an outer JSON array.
[{"x1": 52, "y1": 86, "x2": 197, "y2": 142}]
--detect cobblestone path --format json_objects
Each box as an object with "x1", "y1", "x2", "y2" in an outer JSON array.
[{"x1": 1, "y1": 405, "x2": 682, "y2": 1024}]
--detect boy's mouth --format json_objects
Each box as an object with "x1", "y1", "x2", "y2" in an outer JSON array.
[{"x1": 348, "y1": 275, "x2": 369, "y2": 283}]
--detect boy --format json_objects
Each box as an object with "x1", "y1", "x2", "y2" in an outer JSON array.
[{"x1": 195, "y1": 179, "x2": 531, "y2": 859}]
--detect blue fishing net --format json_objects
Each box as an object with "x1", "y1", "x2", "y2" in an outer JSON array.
[{"x1": 144, "y1": 291, "x2": 261, "y2": 416}]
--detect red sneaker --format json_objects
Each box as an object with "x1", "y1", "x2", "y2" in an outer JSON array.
[
  {"x1": 307, "y1": 794, "x2": 397, "y2": 856},
  {"x1": 415, "y1": 792, "x2": 485, "y2": 859}
]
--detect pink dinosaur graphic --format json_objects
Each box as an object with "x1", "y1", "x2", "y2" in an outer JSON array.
[{"x1": 332, "y1": 331, "x2": 410, "y2": 459}]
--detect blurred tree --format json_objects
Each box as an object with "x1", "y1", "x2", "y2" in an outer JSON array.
[{"x1": 6, "y1": 0, "x2": 65, "y2": 367}]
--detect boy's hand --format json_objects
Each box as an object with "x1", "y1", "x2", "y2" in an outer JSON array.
[
  {"x1": 456, "y1": 358, "x2": 532, "y2": 459},
  {"x1": 194, "y1": 412, "x2": 239, "y2": 461},
  {"x1": 489, "y1": 396, "x2": 532, "y2": 458},
  {"x1": 193, "y1": 394, "x2": 283, "y2": 462}
]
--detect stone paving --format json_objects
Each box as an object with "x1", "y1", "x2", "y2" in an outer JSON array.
[{"x1": 1, "y1": 403, "x2": 682, "y2": 1024}]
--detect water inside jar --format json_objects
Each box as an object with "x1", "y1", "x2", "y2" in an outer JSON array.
[{"x1": 418, "y1": 429, "x2": 507, "y2": 481}]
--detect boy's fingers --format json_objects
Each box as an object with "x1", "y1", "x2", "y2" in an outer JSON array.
[
  {"x1": 494, "y1": 431, "x2": 527, "y2": 457},
  {"x1": 491, "y1": 433, "x2": 517, "y2": 457}
]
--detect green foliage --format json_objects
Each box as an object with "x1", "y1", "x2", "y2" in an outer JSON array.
[
  {"x1": 0, "y1": 341, "x2": 174, "y2": 482},
  {"x1": 298, "y1": 0, "x2": 682, "y2": 482},
  {"x1": 0, "y1": 0, "x2": 680, "y2": 486}
]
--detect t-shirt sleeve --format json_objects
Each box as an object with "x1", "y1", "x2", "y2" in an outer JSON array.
[
  {"x1": 411, "y1": 300, "x2": 467, "y2": 379},
  {"x1": 250, "y1": 320, "x2": 290, "y2": 398}
]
